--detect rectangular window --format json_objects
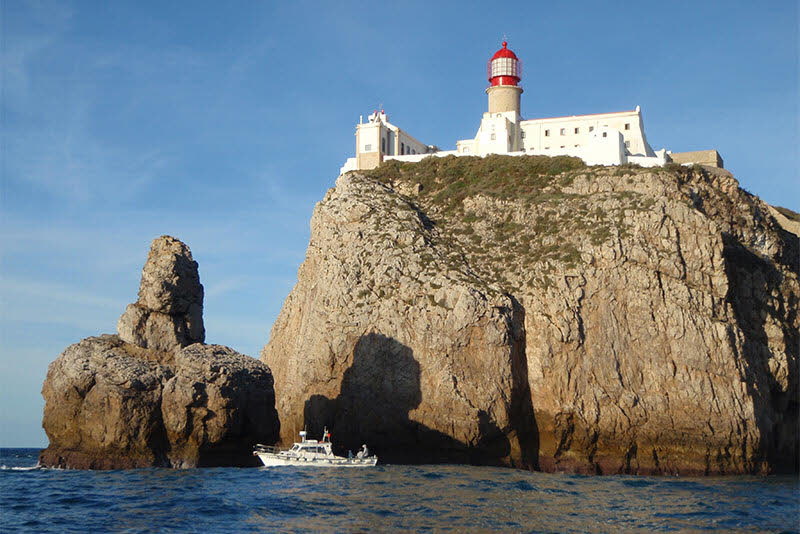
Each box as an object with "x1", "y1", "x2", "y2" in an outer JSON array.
[
  {"x1": 560, "y1": 128, "x2": 565, "y2": 136},
  {"x1": 521, "y1": 131, "x2": 525, "y2": 138},
  {"x1": 364, "y1": 144, "x2": 372, "y2": 151},
  {"x1": 574, "y1": 127, "x2": 579, "y2": 134},
  {"x1": 602, "y1": 132, "x2": 607, "y2": 138},
  {"x1": 625, "y1": 140, "x2": 631, "y2": 148},
  {"x1": 545, "y1": 129, "x2": 550, "y2": 137},
  {"x1": 381, "y1": 138, "x2": 386, "y2": 153},
  {"x1": 491, "y1": 133, "x2": 496, "y2": 140},
  {"x1": 401, "y1": 142, "x2": 405, "y2": 154},
  {"x1": 560, "y1": 145, "x2": 565, "y2": 148},
  {"x1": 589, "y1": 126, "x2": 594, "y2": 132},
  {"x1": 624, "y1": 123, "x2": 630, "y2": 130}
]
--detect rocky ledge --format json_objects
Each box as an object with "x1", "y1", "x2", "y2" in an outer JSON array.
[
  {"x1": 40, "y1": 236, "x2": 279, "y2": 469},
  {"x1": 262, "y1": 156, "x2": 798, "y2": 475}
]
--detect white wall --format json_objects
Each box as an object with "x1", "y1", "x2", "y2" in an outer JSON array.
[
  {"x1": 340, "y1": 157, "x2": 357, "y2": 174},
  {"x1": 518, "y1": 108, "x2": 655, "y2": 157},
  {"x1": 346, "y1": 106, "x2": 667, "y2": 173}
]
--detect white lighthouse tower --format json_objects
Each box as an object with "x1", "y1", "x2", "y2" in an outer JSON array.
[{"x1": 456, "y1": 41, "x2": 526, "y2": 156}]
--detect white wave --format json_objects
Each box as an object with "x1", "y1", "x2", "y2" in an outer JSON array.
[{"x1": 0, "y1": 464, "x2": 42, "y2": 471}]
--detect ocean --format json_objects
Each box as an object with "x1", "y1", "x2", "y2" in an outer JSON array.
[{"x1": 1, "y1": 448, "x2": 798, "y2": 533}]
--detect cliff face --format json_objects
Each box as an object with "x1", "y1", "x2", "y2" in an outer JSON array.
[
  {"x1": 262, "y1": 156, "x2": 798, "y2": 475},
  {"x1": 41, "y1": 236, "x2": 280, "y2": 469}
]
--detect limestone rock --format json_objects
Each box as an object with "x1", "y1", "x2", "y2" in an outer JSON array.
[
  {"x1": 40, "y1": 336, "x2": 278, "y2": 469},
  {"x1": 262, "y1": 173, "x2": 536, "y2": 466},
  {"x1": 262, "y1": 157, "x2": 798, "y2": 475},
  {"x1": 40, "y1": 235, "x2": 279, "y2": 469},
  {"x1": 117, "y1": 235, "x2": 204, "y2": 352},
  {"x1": 161, "y1": 343, "x2": 280, "y2": 468},
  {"x1": 40, "y1": 335, "x2": 170, "y2": 469}
]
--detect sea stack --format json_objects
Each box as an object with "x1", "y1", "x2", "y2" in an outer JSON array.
[{"x1": 40, "y1": 235, "x2": 280, "y2": 469}]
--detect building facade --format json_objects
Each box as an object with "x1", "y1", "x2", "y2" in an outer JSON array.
[{"x1": 340, "y1": 42, "x2": 719, "y2": 174}]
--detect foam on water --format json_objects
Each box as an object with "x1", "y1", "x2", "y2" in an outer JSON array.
[
  {"x1": 1, "y1": 465, "x2": 42, "y2": 471},
  {"x1": 2, "y1": 448, "x2": 798, "y2": 533}
]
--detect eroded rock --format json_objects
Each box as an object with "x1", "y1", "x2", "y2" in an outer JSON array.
[
  {"x1": 40, "y1": 236, "x2": 279, "y2": 469},
  {"x1": 262, "y1": 157, "x2": 798, "y2": 475},
  {"x1": 117, "y1": 235, "x2": 205, "y2": 352}
]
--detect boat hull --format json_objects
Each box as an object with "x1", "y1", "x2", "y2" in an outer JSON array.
[{"x1": 254, "y1": 452, "x2": 377, "y2": 467}]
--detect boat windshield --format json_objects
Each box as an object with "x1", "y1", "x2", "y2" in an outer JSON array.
[{"x1": 298, "y1": 446, "x2": 327, "y2": 454}]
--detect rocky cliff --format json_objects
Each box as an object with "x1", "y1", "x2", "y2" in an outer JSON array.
[
  {"x1": 40, "y1": 236, "x2": 279, "y2": 469},
  {"x1": 262, "y1": 156, "x2": 798, "y2": 475}
]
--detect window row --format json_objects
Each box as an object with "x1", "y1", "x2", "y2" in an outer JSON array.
[
  {"x1": 368, "y1": 139, "x2": 418, "y2": 155},
  {"x1": 541, "y1": 123, "x2": 630, "y2": 137},
  {"x1": 399, "y1": 142, "x2": 417, "y2": 155}
]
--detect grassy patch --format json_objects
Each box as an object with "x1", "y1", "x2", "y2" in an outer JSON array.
[
  {"x1": 775, "y1": 205, "x2": 800, "y2": 222},
  {"x1": 364, "y1": 154, "x2": 585, "y2": 213}
]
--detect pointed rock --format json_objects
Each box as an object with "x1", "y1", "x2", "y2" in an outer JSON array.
[
  {"x1": 117, "y1": 235, "x2": 205, "y2": 352},
  {"x1": 40, "y1": 236, "x2": 280, "y2": 469}
]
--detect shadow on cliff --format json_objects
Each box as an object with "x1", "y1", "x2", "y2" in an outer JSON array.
[
  {"x1": 303, "y1": 332, "x2": 538, "y2": 466},
  {"x1": 723, "y1": 233, "x2": 799, "y2": 473}
]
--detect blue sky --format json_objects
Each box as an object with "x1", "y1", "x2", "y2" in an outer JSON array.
[{"x1": 1, "y1": 1, "x2": 797, "y2": 447}]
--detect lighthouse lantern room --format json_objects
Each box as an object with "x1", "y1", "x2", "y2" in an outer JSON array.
[
  {"x1": 486, "y1": 41, "x2": 523, "y2": 115},
  {"x1": 488, "y1": 41, "x2": 521, "y2": 86}
]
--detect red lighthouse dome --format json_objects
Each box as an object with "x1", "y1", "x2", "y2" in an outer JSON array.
[{"x1": 487, "y1": 41, "x2": 521, "y2": 87}]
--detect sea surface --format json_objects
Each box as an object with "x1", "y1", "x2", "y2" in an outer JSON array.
[{"x1": 1, "y1": 448, "x2": 798, "y2": 533}]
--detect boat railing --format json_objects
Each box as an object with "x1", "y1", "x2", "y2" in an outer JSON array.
[{"x1": 253, "y1": 444, "x2": 287, "y2": 454}]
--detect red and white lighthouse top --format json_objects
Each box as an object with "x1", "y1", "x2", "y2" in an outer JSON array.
[{"x1": 487, "y1": 41, "x2": 521, "y2": 87}]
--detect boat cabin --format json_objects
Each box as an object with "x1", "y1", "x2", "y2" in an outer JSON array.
[{"x1": 289, "y1": 441, "x2": 333, "y2": 455}]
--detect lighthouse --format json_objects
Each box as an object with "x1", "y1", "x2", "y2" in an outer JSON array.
[
  {"x1": 340, "y1": 40, "x2": 680, "y2": 174},
  {"x1": 486, "y1": 41, "x2": 523, "y2": 115}
]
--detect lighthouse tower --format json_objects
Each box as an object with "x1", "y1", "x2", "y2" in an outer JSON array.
[
  {"x1": 486, "y1": 41, "x2": 522, "y2": 115},
  {"x1": 453, "y1": 41, "x2": 526, "y2": 156}
]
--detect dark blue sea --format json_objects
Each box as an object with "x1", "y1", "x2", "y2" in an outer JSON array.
[{"x1": 1, "y1": 448, "x2": 798, "y2": 533}]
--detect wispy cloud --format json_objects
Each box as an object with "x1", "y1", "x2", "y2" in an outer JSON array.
[
  {"x1": 0, "y1": 276, "x2": 121, "y2": 310},
  {"x1": 0, "y1": 275, "x2": 125, "y2": 332},
  {"x1": 205, "y1": 275, "x2": 251, "y2": 298}
]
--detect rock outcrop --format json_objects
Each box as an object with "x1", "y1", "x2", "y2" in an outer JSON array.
[
  {"x1": 262, "y1": 156, "x2": 798, "y2": 475},
  {"x1": 40, "y1": 236, "x2": 279, "y2": 469},
  {"x1": 117, "y1": 235, "x2": 205, "y2": 352}
]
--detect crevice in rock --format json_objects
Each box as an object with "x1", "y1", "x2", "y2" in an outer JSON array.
[{"x1": 722, "y1": 232, "x2": 798, "y2": 473}]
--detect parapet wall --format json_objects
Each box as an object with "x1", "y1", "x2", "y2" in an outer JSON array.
[{"x1": 669, "y1": 150, "x2": 723, "y2": 168}]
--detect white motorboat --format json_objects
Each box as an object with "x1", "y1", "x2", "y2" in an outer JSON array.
[{"x1": 253, "y1": 429, "x2": 378, "y2": 467}]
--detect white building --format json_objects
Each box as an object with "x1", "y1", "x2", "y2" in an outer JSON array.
[{"x1": 341, "y1": 42, "x2": 718, "y2": 174}]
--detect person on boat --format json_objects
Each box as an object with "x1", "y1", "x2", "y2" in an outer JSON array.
[{"x1": 357, "y1": 444, "x2": 369, "y2": 458}]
